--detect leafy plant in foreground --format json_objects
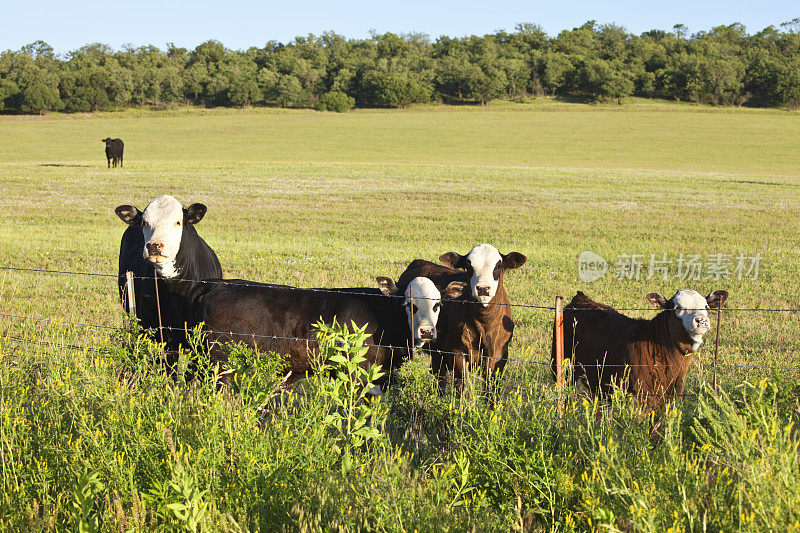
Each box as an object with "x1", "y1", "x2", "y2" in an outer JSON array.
[
  {"x1": 313, "y1": 318, "x2": 387, "y2": 474},
  {"x1": 71, "y1": 472, "x2": 102, "y2": 533}
]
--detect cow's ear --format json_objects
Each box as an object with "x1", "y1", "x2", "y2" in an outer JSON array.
[
  {"x1": 646, "y1": 292, "x2": 670, "y2": 309},
  {"x1": 115, "y1": 205, "x2": 142, "y2": 225},
  {"x1": 376, "y1": 277, "x2": 399, "y2": 295},
  {"x1": 442, "y1": 281, "x2": 466, "y2": 300},
  {"x1": 185, "y1": 203, "x2": 208, "y2": 225},
  {"x1": 706, "y1": 290, "x2": 729, "y2": 309},
  {"x1": 502, "y1": 252, "x2": 527, "y2": 270},
  {"x1": 440, "y1": 252, "x2": 466, "y2": 270}
]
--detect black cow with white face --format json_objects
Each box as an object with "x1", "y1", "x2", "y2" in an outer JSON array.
[
  {"x1": 376, "y1": 275, "x2": 466, "y2": 349},
  {"x1": 116, "y1": 195, "x2": 222, "y2": 352},
  {"x1": 188, "y1": 275, "x2": 465, "y2": 392}
]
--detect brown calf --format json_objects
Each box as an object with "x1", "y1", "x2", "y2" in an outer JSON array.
[
  {"x1": 555, "y1": 289, "x2": 728, "y2": 409},
  {"x1": 436, "y1": 244, "x2": 527, "y2": 388}
]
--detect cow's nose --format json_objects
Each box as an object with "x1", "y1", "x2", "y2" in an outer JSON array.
[
  {"x1": 695, "y1": 316, "x2": 710, "y2": 327},
  {"x1": 419, "y1": 326, "x2": 435, "y2": 340},
  {"x1": 146, "y1": 242, "x2": 164, "y2": 256},
  {"x1": 476, "y1": 285, "x2": 491, "y2": 297}
]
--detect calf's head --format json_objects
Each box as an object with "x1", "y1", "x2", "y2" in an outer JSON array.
[
  {"x1": 377, "y1": 276, "x2": 465, "y2": 348},
  {"x1": 439, "y1": 244, "x2": 526, "y2": 307},
  {"x1": 646, "y1": 289, "x2": 729, "y2": 351},
  {"x1": 115, "y1": 195, "x2": 208, "y2": 279}
]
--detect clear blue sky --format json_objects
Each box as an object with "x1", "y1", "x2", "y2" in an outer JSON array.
[{"x1": 3, "y1": 0, "x2": 798, "y2": 54}]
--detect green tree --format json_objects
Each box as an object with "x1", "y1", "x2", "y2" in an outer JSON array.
[
  {"x1": 576, "y1": 58, "x2": 634, "y2": 102},
  {"x1": 20, "y1": 79, "x2": 61, "y2": 113},
  {"x1": 219, "y1": 55, "x2": 259, "y2": 106},
  {"x1": 315, "y1": 90, "x2": 355, "y2": 112},
  {"x1": 435, "y1": 52, "x2": 476, "y2": 100},
  {"x1": 373, "y1": 71, "x2": 431, "y2": 107},
  {"x1": 541, "y1": 51, "x2": 574, "y2": 94},
  {"x1": 776, "y1": 58, "x2": 800, "y2": 106},
  {"x1": 183, "y1": 62, "x2": 209, "y2": 102},
  {"x1": 0, "y1": 51, "x2": 61, "y2": 113},
  {"x1": 257, "y1": 67, "x2": 279, "y2": 102},
  {"x1": 685, "y1": 54, "x2": 745, "y2": 105},
  {"x1": 276, "y1": 75, "x2": 305, "y2": 107}
]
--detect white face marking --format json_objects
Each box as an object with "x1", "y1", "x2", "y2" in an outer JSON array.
[
  {"x1": 140, "y1": 195, "x2": 184, "y2": 278},
  {"x1": 671, "y1": 290, "x2": 712, "y2": 351},
  {"x1": 404, "y1": 277, "x2": 443, "y2": 349},
  {"x1": 464, "y1": 244, "x2": 503, "y2": 307}
]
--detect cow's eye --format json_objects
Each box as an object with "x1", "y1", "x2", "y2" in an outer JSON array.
[
  {"x1": 433, "y1": 302, "x2": 441, "y2": 312},
  {"x1": 412, "y1": 304, "x2": 418, "y2": 313},
  {"x1": 176, "y1": 221, "x2": 181, "y2": 226}
]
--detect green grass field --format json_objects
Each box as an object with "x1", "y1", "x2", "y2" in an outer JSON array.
[{"x1": 1, "y1": 100, "x2": 800, "y2": 531}]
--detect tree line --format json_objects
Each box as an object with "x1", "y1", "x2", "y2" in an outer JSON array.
[{"x1": 2, "y1": 20, "x2": 800, "y2": 114}]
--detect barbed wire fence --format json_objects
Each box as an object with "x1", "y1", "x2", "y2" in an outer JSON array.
[{"x1": 1, "y1": 265, "x2": 799, "y2": 408}]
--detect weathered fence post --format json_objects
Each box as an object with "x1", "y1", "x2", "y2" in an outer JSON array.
[
  {"x1": 409, "y1": 283, "x2": 416, "y2": 360},
  {"x1": 153, "y1": 272, "x2": 165, "y2": 345},
  {"x1": 125, "y1": 271, "x2": 136, "y2": 317},
  {"x1": 713, "y1": 304, "x2": 722, "y2": 392},
  {"x1": 554, "y1": 296, "x2": 564, "y2": 426}
]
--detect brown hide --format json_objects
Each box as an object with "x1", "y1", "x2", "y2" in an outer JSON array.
[
  {"x1": 555, "y1": 291, "x2": 699, "y2": 408},
  {"x1": 438, "y1": 275, "x2": 515, "y2": 386}
]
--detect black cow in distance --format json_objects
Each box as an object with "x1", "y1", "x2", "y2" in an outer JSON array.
[{"x1": 102, "y1": 138, "x2": 124, "y2": 168}]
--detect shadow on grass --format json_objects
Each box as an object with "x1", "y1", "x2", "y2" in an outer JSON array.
[
  {"x1": 550, "y1": 94, "x2": 596, "y2": 104},
  {"x1": 724, "y1": 179, "x2": 795, "y2": 187},
  {"x1": 39, "y1": 163, "x2": 94, "y2": 168}
]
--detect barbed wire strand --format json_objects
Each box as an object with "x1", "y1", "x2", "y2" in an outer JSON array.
[
  {"x1": 2, "y1": 311, "x2": 800, "y2": 370},
  {"x1": 0, "y1": 266, "x2": 117, "y2": 278},
  {"x1": 1, "y1": 265, "x2": 798, "y2": 312},
  {"x1": 2, "y1": 334, "x2": 89, "y2": 352}
]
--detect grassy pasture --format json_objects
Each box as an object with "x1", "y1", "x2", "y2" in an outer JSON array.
[
  {"x1": 1, "y1": 100, "x2": 798, "y2": 385},
  {"x1": 1, "y1": 100, "x2": 800, "y2": 530}
]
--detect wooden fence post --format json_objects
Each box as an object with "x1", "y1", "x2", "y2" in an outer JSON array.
[
  {"x1": 125, "y1": 271, "x2": 136, "y2": 317},
  {"x1": 555, "y1": 296, "x2": 564, "y2": 426},
  {"x1": 409, "y1": 284, "x2": 415, "y2": 360},
  {"x1": 713, "y1": 305, "x2": 722, "y2": 392},
  {"x1": 153, "y1": 272, "x2": 165, "y2": 345}
]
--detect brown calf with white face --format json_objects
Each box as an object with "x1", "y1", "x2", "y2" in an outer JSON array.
[
  {"x1": 555, "y1": 289, "x2": 728, "y2": 409},
  {"x1": 437, "y1": 244, "x2": 527, "y2": 387}
]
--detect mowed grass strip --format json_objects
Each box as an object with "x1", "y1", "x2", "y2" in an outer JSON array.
[{"x1": 0, "y1": 101, "x2": 798, "y2": 389}]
